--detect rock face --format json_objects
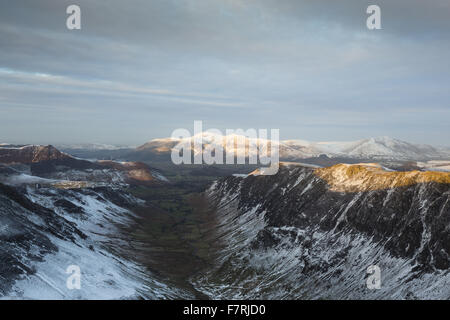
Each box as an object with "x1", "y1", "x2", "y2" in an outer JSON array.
[
  {"x1": 0, "y1": 181, "x2": 190, "y2": 299},
  {"x1": 0, "y1": 146, "x2": 179, "y2": 299},
  {"x1": 192, "y1": 163, "x2": 450, "y2": 299}
]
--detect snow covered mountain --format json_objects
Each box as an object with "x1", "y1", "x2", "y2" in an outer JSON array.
[
  {"x1": 2, "y1": 143, "x2": 449, "y2": 299},
  {"x1": 0, "y1": 147, "x2": 187, "y2": 299},
  {"x1": 136, "y1": 132, "x2": 318, "y2": 161},
  {"x1": 135, "y1": 134, "x2": 450, "y2": 162},
  {"x1": 310, "y1": 136, "x2": 449, "y2": 160},
  {"x1": 192, "y1": 163, "x2": 450, "y2": 299},
  {"x1": 56, "y1": 143, "x2": 133, "y2": 151},
  {"x1": 0, "y1": 175, "x2": 189, "y2": 299}
]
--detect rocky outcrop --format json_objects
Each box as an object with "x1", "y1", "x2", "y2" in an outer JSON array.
[{"x1": 315, "y1": 163, "x2": 450, "y2": 192}]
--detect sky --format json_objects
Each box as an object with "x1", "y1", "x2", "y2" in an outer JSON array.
[{"x1": 0, "y1": 0, "x2": 449, "y2": 146}]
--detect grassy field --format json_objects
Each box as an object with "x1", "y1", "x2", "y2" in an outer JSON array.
[
  {"x1": 125, "y1": 182, "x2": 219, "y2": 298},
  {"x1": 120, "y1": 164, "x2": 256, "y2": 297}
]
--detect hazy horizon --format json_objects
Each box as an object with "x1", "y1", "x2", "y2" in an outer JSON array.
[
  {"x1": 2, "y1": 133, "x2": 450, "y2": 150},
  {"x1": 1, "y1": 0, "x2": 449, "y2": 146}
]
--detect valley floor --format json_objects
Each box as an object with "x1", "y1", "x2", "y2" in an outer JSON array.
[{"x1": 124, "y1": 186, "x2": 220, "y2": 299}]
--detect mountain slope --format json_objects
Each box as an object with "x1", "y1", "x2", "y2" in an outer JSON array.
[
  {"x1": 0, "y1": 145, "x2": 162, "y2": 186},
  {"x1": 0, "y1": 145, "x2": 71, "y2": 164},
  {"x1": 192, "y1": 163, "x2": 450, "y2": 299},
  {"x1": 314, "y1": 137, "x2": 447, "y2": 160},
  {"x1": 134, "y1": 134, "x2": 449, "y2": 162},
  {"x1": 0, "y1": 181, "x2": 191, "y2": 299},
  {"x1": 0, "y1": 144, "x2": 190, "y2": 299}
]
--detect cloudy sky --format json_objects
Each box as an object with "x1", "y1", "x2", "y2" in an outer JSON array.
[{"x1": 0, "y1": 0, "x2": 449, "y2": 146}]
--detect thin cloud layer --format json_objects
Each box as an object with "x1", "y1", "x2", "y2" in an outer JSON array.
[{"x1": 0, "y1": 0, "x2": 449, "y2": 145}]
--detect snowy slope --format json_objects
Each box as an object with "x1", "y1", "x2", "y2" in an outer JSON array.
[
  {"x1": 0, "y1": 177, "x2": 191, "y2": 299},
  {"x1": 56, "y1": 143, "x2": 133, "y2": 151},
  {"x1": 137, "y1": 134, "x2": 449, "y2": 161},
  {"x1": 192, "y1": 164, "x2": 450, "y2": 299},
  {"x1": 314, "y1": 137, "x2": 447, "y2": 160}
]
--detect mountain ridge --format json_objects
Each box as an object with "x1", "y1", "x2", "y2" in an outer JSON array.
[
  {"x1": 0, "y1": 145, "x2": 161, "y2": 186},
  {"x1": 192, "y1": 162, "x2": 450, "y2": 299},
  {"x1": 0, "y1": 145, "x2": 71, "y2": 164},
  {"x1": 134, "y1": 134, "x2": 450, "y2": 161}
]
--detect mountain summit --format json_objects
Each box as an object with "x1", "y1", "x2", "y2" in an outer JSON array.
[
  {"x1": 135, "y1": 134, "x2": 449, "y2": 162},
  {"x1": 313, "y1": 136, "x2": 447, "y2": 160},
  {"x1": 0, "y1": 145, "x2": 71, "y2": 164}
]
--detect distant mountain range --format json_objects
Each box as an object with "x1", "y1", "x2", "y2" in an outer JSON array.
[
  {"x1": 132, "y1": 133, "x2": 450, "y2": 162},
  {"x1": 0, "y1": 141, "x2": 449, "y2": 299},
  {"x1": 56, "y1": 143, "x2": 134, "y2": 151},
  {"x1": 5, "y1": 135, "x2": 450, "y2": 165}
]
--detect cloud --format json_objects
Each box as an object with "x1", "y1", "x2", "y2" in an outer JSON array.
[{"x1": 0, "y1": 0, "x2": 449, "y2": 145}]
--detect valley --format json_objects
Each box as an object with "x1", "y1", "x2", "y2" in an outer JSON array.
[
  {"x1": 0, "y1": 141, "x2": 449, "y2": 299},
  {"x1": 3, "y1": 0, "x2": 449, "y2": 303},
  {"x1": 127, "y1": 189, "x2": 216, "y2": 298}
]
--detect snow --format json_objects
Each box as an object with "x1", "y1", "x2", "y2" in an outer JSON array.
[
  {"x1": 56, "y1": 143, "x2": 133, "y2": 150},
  {"x1": 194, "y1": 169, "x2": 450, "y2": 299},
  {"x1": 10, "y1": 237, "x2": 149, "y2": 299},
  {"x1": 3, "y1": 173, "x2": 58, "y2": 186},
  {"x1": 144, "y1": 133, "x2": 450, "y2": 161},
  {"x1": 232, "y1": 174, "x2": 248, "y2": 178},
  {"x1": 151, "y1": 171, "x2": 169, "y2": 182},
  {"x1": 311, "y1": 136, "x2": 447, "y2": 160},
  {"x1": 0, "y1": 145, "x2": 33, "y2": 150},
  {"x1": 417, "y1": 160, "x2": 450, "y2": 172},
  {"x1": 2, "y1": 184, "x2": 190, "y2": 299}
]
